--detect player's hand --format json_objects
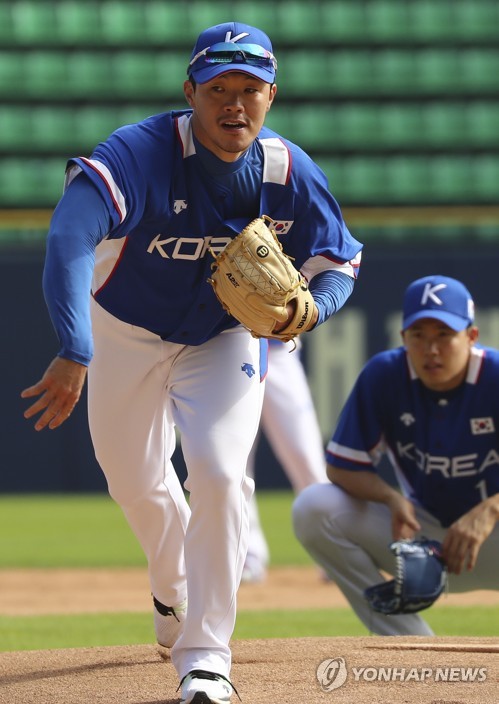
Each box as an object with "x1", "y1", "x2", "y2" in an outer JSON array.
[
  {"x1": 441, "y1": 498, "x2": 499, "y2": 574},
  {"x1": 386, "y1": 493, "x2": 421, "y2": 541},
  {"x1": 21, "y1": 357, "x2": 88, "y2": 431}
]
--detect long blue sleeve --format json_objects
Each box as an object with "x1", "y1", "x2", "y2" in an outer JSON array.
[
  {"x1": 43, "y1": 174, "x2": 111, "y2": 365},
  {"x1": 309, "y1": 270, "x2": 355, "y2": 326}
]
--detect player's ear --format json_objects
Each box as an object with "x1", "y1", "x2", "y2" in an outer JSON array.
[
  {"x1": 267, "y1": 83, "x2": 277, "y2": 111},
  {"x1": 184, "y1": 80, "x2": 195, "y2": 107},
  {"x1": 468, "y1": 325, "x2": 479, "y2": 344}
]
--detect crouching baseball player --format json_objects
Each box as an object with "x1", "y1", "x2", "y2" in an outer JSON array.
[{"x1": 293, "y1": 275, "x2": 499, "y2": 635}]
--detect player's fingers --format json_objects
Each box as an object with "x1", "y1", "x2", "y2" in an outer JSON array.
[
  {"x1": 33, "y1": 401, "x2": 69, "y2": 432},
  {"x1": 20, "y1": 381, "x2": 47, "y2": 399},
  {"x1": 24, "y1": 387, "x2": 78, "y2": 430},
  {"x1": 47, "y1": 397, "x2": 79, "y2": 430},
  {"x1": 23, "y1": 393, "x2": 52, "y2": 420},
  {"x1": 407, "y1": 516, "x2": 421, "y2": 532},
  {"x1": 443, "y1": 538, "x2": 468, "y2": 574},
  {"x1": 466, "y1": 544, "x2": 479, "y2": 572}
]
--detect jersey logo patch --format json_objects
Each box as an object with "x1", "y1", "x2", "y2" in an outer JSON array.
[
  {"x1": 400, "y1": 412, "x2": 415, "y2": 426},
  {"x1": 471, "y1": 417, "x2": 495, "y2": 435},
  {"x1": 267, "y1": 219, "x2": 293, "y2": 235},
  {"x1": 174, "y1": 200, "x2": 188, "y2": 214},
  {"x1": 241, "y1": 363, "x2": 256, "y2": 378}
]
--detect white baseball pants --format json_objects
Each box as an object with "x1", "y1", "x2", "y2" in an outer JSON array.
[{"x1": 88, "y1": 299, "x2": 264, "y2": 678}]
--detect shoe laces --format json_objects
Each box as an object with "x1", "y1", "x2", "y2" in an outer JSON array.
[{"x1": 177, "y1": 669, "x2": 241, "y2": 701}]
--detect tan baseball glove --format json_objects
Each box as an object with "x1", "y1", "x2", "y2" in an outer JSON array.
[{"x1": 208, "y1": 216, "x2": 315, "y2": 342}]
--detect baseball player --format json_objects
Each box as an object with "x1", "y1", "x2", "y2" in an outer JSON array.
[
  {"x1": 243, "y1": 337, "x2": 327, "y2": 582},
  {"x1": 293, "y1": 275, "x2": 499, "y2": 636},
  {"x1": 21, "y1": 22, "x2": 362, "y2": 704}
]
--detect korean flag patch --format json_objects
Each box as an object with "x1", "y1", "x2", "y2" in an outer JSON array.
[{"x1": 470, "y1": 417, "x2": 495, "y2": 435}]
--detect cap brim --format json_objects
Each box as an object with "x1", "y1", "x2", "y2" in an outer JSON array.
[
  {"x1": 189, "y1": 63, "x2": 275, "y2": 84},
  {"x1": 402, "y1": 310, "x2": 471, "y2": 332}
]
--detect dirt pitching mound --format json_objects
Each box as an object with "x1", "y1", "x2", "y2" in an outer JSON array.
[{"x1": 1, "y1": 637, "x2": 497, "y2": 704}]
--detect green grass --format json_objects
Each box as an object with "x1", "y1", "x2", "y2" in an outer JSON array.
[
  {"x1": 0, "y1": 493, "x2": 497, "y2": 651},
  {"x1": 0, "y1": 491, "x2": 311, "y2": 568},
  {"x1": 2, "y1": 607, "x2": 497, "y2": 652},
  {"x1": 0, "y1": 494, "x2": 145, "y2": 567}
]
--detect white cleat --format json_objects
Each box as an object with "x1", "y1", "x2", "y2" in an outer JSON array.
[
  {"x1": 153, "y1": 596, "x2": 187, "y2": 648},
  {"x1": 179, "y1": 669, "x2": 236, "y2": 704}
]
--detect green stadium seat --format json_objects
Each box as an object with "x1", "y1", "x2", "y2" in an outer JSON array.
[
  {"x1": 385, "y1": 157, "x2": 432, "y2": 202},
  {"x1": 286, "y1": 49, "x2": 371, "y2": 96},
  {"x1": 0, "y1": 52, "x2": 25, "y2": 95},
  {"x1": 275, "y1": 2, "x2": 322, "y2": 40},
  {"x1": 100, "y1": 1, "x2": 147, "y2": 44},
  {"x1": 320, "y1": 1, "x2": 367, "y2": 41},
  {"x1": 38, "y1": 159, "x2": 67, "y2": 206},
  {"x1": 225, "y1": 2, "x2": 276, "y2": 34},
  {"x1": 330, "y1": 157, "x2": 387, "y2": 203},
  {"x1": 453, "y1": 1, "x2": 499, "y2": 39},
  {"x1": 429, "y1": 156, "x2": 472, "y2": 200},
  {"x1": 364, "y1": 1, "x2": 411, "y2": 41},
  {"x1": 472, "y1": 156, "x2": 499, "y2": 200},
  {"x1": 11, "y1": 1, "x2": 57, "y2": 43},
  {"x1": 373, "y1": 50, "x2": 416, "y2": 92},
  {"x1": 461, "y1": 50, "x2": 499, "y2": 90},
  {"x1": 415, "y1": 49, "x2": 460, "y2": 92},
  {"x1": 409, "y1": 1, "x2": 456, "y2": 39},
  {"x1": 334, "y1": 104, "x2": 381, "y2": 146},
  {"x1": 0, "y1": 0, "x2": 496, "y2": 216},
  {"x1": 112, "y1": 52, "x2": 159, "y2": 93},
  {"x1": 112, "y1": 51, "x2": 186, "y2": 98},
  {"x1": 422, "y1": 103, "x2": 467, "y2": 146},
  {"x1": 68, "y1": 53, "x2": 113, "y2": 97},
  {"x1": 186, "y1": 1, "x2": 235, "y2": 35},
  {"x1": 30, "y1": 107, "x2": 78, "y2": 151},
  {"x1": 0, "y1": 159, "x2": 28, "y2": 205},
  {"x1": 313, "y1": 157, "x2": 340, "y2": 191},
  {"x1": 379, "y1": 104, "x2": 423, "y2": 147},
  {"x1": 23, "y1": 52, "x2": 69, "y2": 98},
  {"x1": 284, "y1": 106, "x2": 338, "y2": 149},
  {"x1": 0, "y1": 107, "x2": 33, "y2": 150},
  {"x1": 0, "y1": 158, "x2": 64, "y2": 207},
  {"x1": 262, "y1": 107, "x2": 294, "y2": 139},
  {"x1": 467, "y1": 103, "x2": 499, "y2": 145},
  {"x1": 0, "y1": 5, "x2": 15, "y2": 43},
  {"x1": 144, "y1": 1, "x2": 191, "y2": 41},
  {"x1": 56, "y1": 1, "x2": 103, "y2": 43},
  {"x1": 119, "y1": 105, "x2": 165, "y2": 127},
  {"x1": 74, "y1": 108, "x2": 121, "y2": 150},
  {"x1": 267, "y1": 51, "x2": 325, "y2": 95},
  {"x1": 328, "y1": 51, "x2": 374, "y2": 93}
]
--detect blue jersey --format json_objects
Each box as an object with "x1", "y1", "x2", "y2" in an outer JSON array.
[
  {"x1": 327, "y1": 345, "x2": 499, "y2": 527},
  {"x1": 59, "y1": 110, "x2": 362, "y2": 349}
]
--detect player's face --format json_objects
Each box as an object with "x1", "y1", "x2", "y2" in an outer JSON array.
[
  {"x1": 402, "y1": 319, "x2": 479, "y2": 391},
  {"x1": 184, "y1": 72, "x2": 277, "y2": 162}
]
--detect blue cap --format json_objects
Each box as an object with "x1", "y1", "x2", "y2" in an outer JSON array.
[
  {"x1": 188, "y1": 22, "x2": 276, "y2": 84},
  {"x1": 402, "y1": 275, "x2": 475, "y2": 331}
]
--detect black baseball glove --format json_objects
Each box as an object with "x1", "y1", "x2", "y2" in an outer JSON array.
[{"x1": 364, "y1": 538, "x2": 447, "y2": 615}]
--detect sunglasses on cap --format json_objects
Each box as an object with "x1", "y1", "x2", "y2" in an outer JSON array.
[{"x1": 188, "y1": 42, "x2": 277, "y2": 72}]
